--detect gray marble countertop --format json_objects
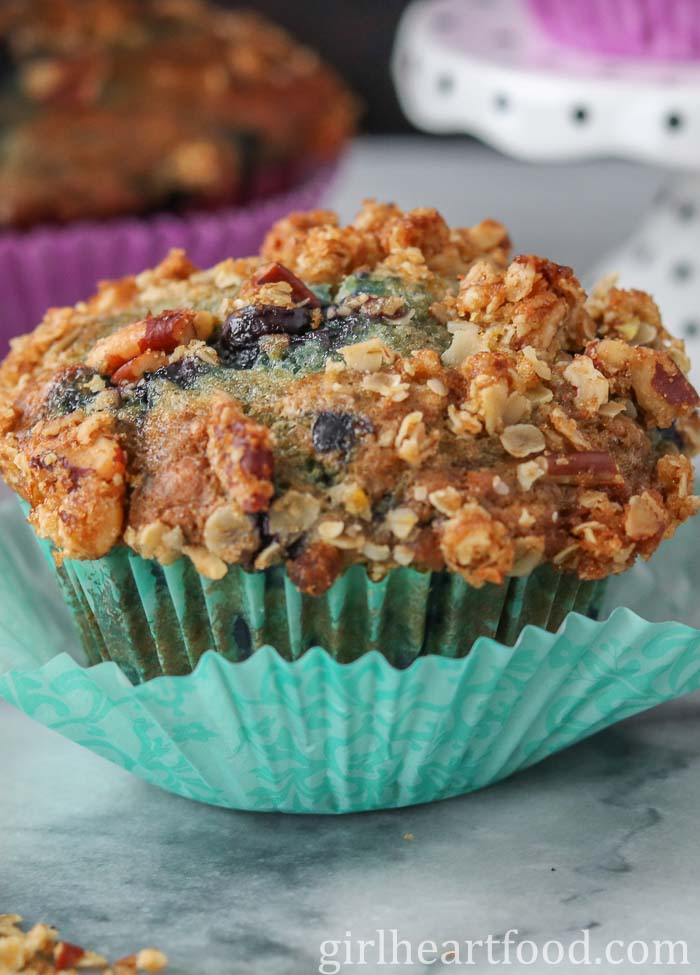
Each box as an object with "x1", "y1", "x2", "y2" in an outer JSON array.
[
  {"x1": 5, "y1": 695, "x2": 700, "y2": 974},
  {"x1": 3, "y1": 138, "x2": 698, "y2": 974}
]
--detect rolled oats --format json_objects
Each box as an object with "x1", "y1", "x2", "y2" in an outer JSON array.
[
  {"x1": 426, "y1": 377, "x2": 448, "y2": 397},
  {"x1": 500, "y1": 424, "x2": 546, "y2": 458},
  {"x1": 441, "y1": 321, "x2": 487, "y2": 367},
  {"x1": 340, "y1": 338, "x2": 395, "y2": 372},
  {"x1": 428, "y1": 487, "x2": 463, "y2": 516},
  {"x1": 517, "y1": 458, "x2": 547, "y2": 491},
  {"x1": 508, "y1": 537, "x2": 544, "y2": 576},
  {"x1": 361, "y1": 372, "x2": 410, "y2": 401},
  {"x1": 125, "y1": 521, "x2": 184, "y2": 565},
  {"x1": 395, "y1": 411, "x2": 429, "y2": 465},
  {"x1": 385, "y1": 506, "x2": 418, "y2": 539},
  {"x1": 203, "y1": 504, "x2": 258, "y2": 561},
  {"x1": 447, "y1": 403, "x2": 483, "y2": 436},
  {"x1": 625, "y1": 492, "x2": 668, "y2": 540},
  {"x1": 362, "y1": 541, "x2": 391, "y2": 561},
  {"x1": 267, "y1": 491, "x2": 321, "y2": 541},
  {"x1": 183, "y1": 545, "x2": 228, "y2": 580},
  {"x1": 318, "y1": 520, "x2": 345, "y2": 540},
  {"x1": 392, "y1": 544, "x2": 415, "y2": 566}
]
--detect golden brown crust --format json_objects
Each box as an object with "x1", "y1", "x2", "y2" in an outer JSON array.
[
  {"x1": 1, "y1": 201, "x2": 698, "y2": 594},
  {"x1": 206, "y1": 392, "x2": 275, "y2": 514},
  {"x1": 7, "y1": 410, "x2": 126, "y2": 561},
  {"x1": 261, "y1": 201, "x2": 511, "y2": 285},
  {"x1": 0, "y1": 0, "x2": 357, "y2": 227}
]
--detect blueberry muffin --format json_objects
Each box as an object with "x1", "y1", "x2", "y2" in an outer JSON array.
[
  {"x1": 0, "y1": 0, "x2": 357, "y2": 227},
  {"x1": 0, "y1": 202, "x2": 698, "y2": 679}
]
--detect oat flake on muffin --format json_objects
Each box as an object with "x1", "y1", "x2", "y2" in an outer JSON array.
[{"x1": 0, "y1": 200, "x2": 698, "y2": 596}]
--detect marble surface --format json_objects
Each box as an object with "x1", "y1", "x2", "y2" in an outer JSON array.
[
  {"x1": 3, "y1": 138, "x2": 698, "y2": 974},
  {"x1": 4, "y1": 696, "x2": 700, "y2": 974}
]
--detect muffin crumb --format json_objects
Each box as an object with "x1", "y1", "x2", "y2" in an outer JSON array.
[{"x1": 0, "y1": 915, "x2": 167, "y2": 974}]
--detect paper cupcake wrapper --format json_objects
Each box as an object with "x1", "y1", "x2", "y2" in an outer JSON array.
[
  {"x1": 0, "y1": 161, "x2": 338, "y2": 352},
  {"x1": 527, "y1": 0, "x2": 700, "y2": 59},
  {"x1": 22, "y1": 500, "x2": 604, "y2": 682},
  {"x1": 2, "y1": 499, "x2": 700, "y2": 812}
]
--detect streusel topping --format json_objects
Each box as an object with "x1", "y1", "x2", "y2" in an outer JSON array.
[{"x1": 1, "y1": 201, "x2": 698, "y2": 594}]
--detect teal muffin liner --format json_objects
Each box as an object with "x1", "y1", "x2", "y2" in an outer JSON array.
[
  {"x1": 20, "y1": 502, "x2": 605, "y2": 683},
  {"x1": 2, "y1": 498, "x2": 700, "y2": 813}
]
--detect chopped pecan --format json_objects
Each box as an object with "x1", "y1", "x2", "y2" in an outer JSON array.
[
  {"x1": 111, "y1": 351, "x2": 169, "y2": 384},
  {"x1": 286, "y1": 540, "x2": 344, "y2": 595},
  {"x1": 545, "y1": 451, "x2": 620, "y2": 483},
  {"x1": 85, "y1": 309, "x2": 215, "y2": 376},
  {"x1": 250, "y1": 261, "x2": 321, "y2": 306},
  {"x1": 0, "y1": 915, "x2": 164, "y2": 974},
  {"x1": 630, "y1": 349, "x2": 699, "y2": 427},
  {"x1": 207, "y1": 393, "x2": 274, "y2": 513},
  {"x1": 54, "y1": 941, "x2": 85, "y2": 970},
  {"x1": 651, "y1": 359, "x2": 699, "y2": 407},
  {"x1": 20, "y1": 411, "x2": 126, "y2": 560},
  {"x1": 142, "y1": 310, "x2": 201, "y2": 353}
]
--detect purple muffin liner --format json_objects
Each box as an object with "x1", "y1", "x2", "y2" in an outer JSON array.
[
  {"x1": 527, "y1": 0, "x2": 700, "y2": 60},
  {"x1": 0, "y1": 161, "x2": 338, "y2": 352}
]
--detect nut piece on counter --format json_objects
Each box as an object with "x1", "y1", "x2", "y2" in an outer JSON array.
[{"x1": 0, "y1": 914, "x2": 167, "y2": 974}]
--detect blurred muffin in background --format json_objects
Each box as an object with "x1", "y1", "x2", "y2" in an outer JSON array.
[
  {"x1": 0, "y1": 0, "x2": 357, "y2": 348},
  {"x1": 0, "y1": 0, "x2": 358, "y2": 228}
]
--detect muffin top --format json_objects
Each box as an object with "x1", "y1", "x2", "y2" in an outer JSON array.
[
  {"x1": 0, "y1": 0, "x2": 357, "y2": 228},
  {"x1": 1, "y1": 200, "x2": 699, "y2": 595}
]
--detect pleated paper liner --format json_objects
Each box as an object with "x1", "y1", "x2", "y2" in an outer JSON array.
[
  {"x1": 2, "y1": 610, "x2": 700, "y2": 813},
  {"x1": 0, "y1": 160, "x2": 337, "y2": 353},
  {"x1": 2, "y1": 498, "x2": 700, "y2": 813},
  {"x1": 29, "y1": 518, "x2": 605, "y2": 683}
]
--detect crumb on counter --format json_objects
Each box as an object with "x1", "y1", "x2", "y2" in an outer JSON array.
[{"x1": 0, "y1": 915, "x2": 167, "y2": 974}]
